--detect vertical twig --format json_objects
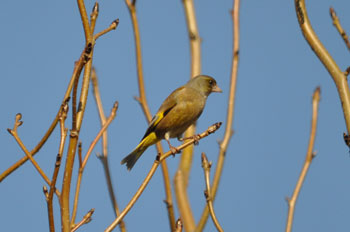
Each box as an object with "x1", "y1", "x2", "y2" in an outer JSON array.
[
  {"x1": 179, "y1": 0, "x2": 202, "y2": 186},
  {"x1": 91, "y1": 68, "x2": 126, "y2": 232},
  {"x1": 61, "y1": 3, "x2": 99, "y2": 231},
  {"x1": 70, "y1": 102, "x2": 119, "y2": 227},
  {"x1": 174, "y1": 171, "x2": 195, "y2": 232},
  {"x1": 285, "y1": 87, "x2": 320, "y2": 232},
  {"x1": 196, "y1": 0, "x2": 240, "y2": 230},
  {"x1": 329, "y1": 7, "x2": 350, "y2": 51},
  {"x1": 201, "y1": 153, "x2": 223, "y2": 232},
  {"x1": 47, "y1": 102, "x2": 69, "y2": 232},
  {"x1": 124, "y1": 1, "x2": 175, "y2": 230}
]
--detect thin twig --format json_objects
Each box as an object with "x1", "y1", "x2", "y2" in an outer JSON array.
[
  {"x1": 196, "y1": 0, "x2": 240, "y2": 230},
  {"x1": 7, "y1": 114, "x2": 60, "y2": 197},
  {"x1": 285, "y1": 87, "x2": 320, "y2": 232},
  {"x1": 124, "y1": 1, "x2": 175, "y2": 230},
  {"x1": 0, "y1": 36, "x2": 92, "y2": 182},
  {"x1": 90, "y1": 2, "x2": 99, "y2": 34},
  {"x1": 71, "y1": 208, "x2": 95, "y2": 232},
  {"x1": 47, "y1": 103, "x2": 69, "y2": 232},
  {"x1": 104, "y1": 122, "x2": 222, "y2": 232},
  {"x1": 61, "y1": 5, "x2": 118, "y2": 230},
  {"x1": 92, "y1": 68, "x2": 126, "y2": 231},
  {"x1": 71, "y1": 102, "x2": 119, "y2": 226},
  {"x1": 201, "y1": 153, "x2": 223, "y2": 232},
  {"x1": 294, "y1": 0, "x2": 350, "y2": 144},
  {"x1": 94, "y1": 19, "x2": 119, "y2": 41},
  {"x1": 329, "y1": 7, "x2": 350, "y2": 51},
  {"x1": 77, "y1": 0, "x2": 92, "y2": 41}
]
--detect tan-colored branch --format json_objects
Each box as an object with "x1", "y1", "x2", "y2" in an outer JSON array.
[
  {"x1": 295, "y1": 0, "x2": 350, "y2": 141},
  {"x1": 90, "y1": 2, "x2": 99, "y2": 34},
  {"x1": 77, "y1": 0, "x2": 92, "y2": 41},
  {"x1": 47, "y1": 103, "x2": 69, "y2": 232},
  {"x1": 71, "y1": 102, "x2": 119, "y2": 226},
  {"x1": 329, "y1": 7, "x2": 350, "y2": 51},
  {"x1": 174, "y1": 171, "x2": 195, "y2": 232},
  {"x1": 92, "y1": 68, "x2": 126, "y2": 232},
  {"x1": 7, "y1": 114, "x2": 60, "y2": 197},
  {"x1": 285, "y1": 87, "x2": 320, "y2": 232},
  {"x1": 179, "y1": 0, "x2": 202, "y2": 187},
  {"x1": 105, "y1": 122, "x2": 222, "y2": 232},
  {"x1": 71, "y1": 208, "x2": 94, "y2": 232},
  {"x1": 61, "y1": 5, "x2": 118, "y2": 230},
  {"x1": 0, "y1": 35, "x2": 93, "y2": 183},
  {"x1": 94, "y1": 19, "x2": 119, "y2": 41},
  {"x1": 201, "y1": 153, "x2": 223, "y2": 232},
  {"x1": 196, "y1": 0, "x2": 240, "y2": 230},
  {"x1": 124, "y1": 1, "x2": 175, "y2": 230}
]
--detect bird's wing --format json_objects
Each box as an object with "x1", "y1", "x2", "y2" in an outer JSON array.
[{"x1": 141, "y1": 98, "x2": 179, "y2": 140}]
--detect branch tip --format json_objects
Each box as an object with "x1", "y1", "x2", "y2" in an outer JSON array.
[
  {"x1": 343, "y1": 132, "x2": 350, "y2": 147},
  {"x1": 43, "y1": 185, "x2": 49, "y2": 200},
  {"x1": 329, "y1": 7, "x2": 336, "y2": 20},
  {"x1": 112, "y1": 18, "x2": 120, "y2": 28},
  {"x1": 92, "y1": 2, "x2": 99, "y2": 13},
  {"x1": 208, "y1": 122, "x2": 222, "y2": 134},
  {"x1": 312, "y1": 86, "x2": 321, "y2": 102},
  {"x1": 344, "y1": 67, "x2": 350, "y2": 77}
]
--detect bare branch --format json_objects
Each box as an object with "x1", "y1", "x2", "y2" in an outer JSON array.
[
  {"x1": 124, "y1": 1, "x2": 175, "y2": 230},
  {"x1": 201, "y1": 153, "x2": 223, "y2": 232},
  {"x1": 105, "y1": 122, "x2": 222, "y2": 232},
  {"x1": 197, "y1": 0, "x2": 240, "y2": 229},
  {"x1": 295, "y1": 0, "x2": 350, "y2": 144},
  {"x1": 47, "y1": 103, "x2": 69, "y2": 232},
  {"x1": 71, "y1": 208, "x2": 95, "y2": 232},
  {"x1": 71, "y1": 102, "x2": 119, "y2": 226},
  {"x1": 178, "y1": 0, "x2": 202, "y2": 187},
  {"x1": 285, "y1": 87, "x2": 321, "y2": 232},
  {"x1": 7, "y1": 113, "x2": 60, "y2": 197},
  {"x1": 330, "y1": 7, "x2": 350, "y2": 51}
]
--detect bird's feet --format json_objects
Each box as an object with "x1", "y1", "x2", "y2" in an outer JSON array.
[{"x1": 178, "y1": 134, "x2": 201, "y2": 145}]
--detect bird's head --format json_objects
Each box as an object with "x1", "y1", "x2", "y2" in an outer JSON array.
[{"x1": 187, "y1": 75, "x2": 222, "y2": 97}]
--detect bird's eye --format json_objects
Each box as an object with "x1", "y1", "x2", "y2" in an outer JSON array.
[{"x1": 209, "y1": 80, "x2": 213, "y2": 85}]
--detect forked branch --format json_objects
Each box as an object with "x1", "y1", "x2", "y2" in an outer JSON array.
[{"x1": 295, "y1": 0, "x2": 350, "y2": 144}]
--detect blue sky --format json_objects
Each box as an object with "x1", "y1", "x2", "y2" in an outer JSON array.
[{"x1": 1, "y1": 0, "x2": 350, "y2": 231}]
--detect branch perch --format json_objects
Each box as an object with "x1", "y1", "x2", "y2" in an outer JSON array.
[{"x1": 105, "y1": 122, "x2": 222, "y2": 232}]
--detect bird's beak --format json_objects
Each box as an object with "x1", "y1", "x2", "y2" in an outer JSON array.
[{"x1": 212, "y1": 85, "x2": 222, "y2": 93}]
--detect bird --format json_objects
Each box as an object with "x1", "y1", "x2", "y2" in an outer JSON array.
[{"x1": 121, "y1": 75, "x2": 222, "y2": 170}]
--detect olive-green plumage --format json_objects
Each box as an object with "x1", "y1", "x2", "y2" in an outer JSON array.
[{"x1": 121, "y1": 75, "x2": 222, "y2": 170}]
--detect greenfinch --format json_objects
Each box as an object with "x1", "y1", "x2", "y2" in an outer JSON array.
[{"x1": 121, "y1": 75, "x2": 222, "y2": 170}]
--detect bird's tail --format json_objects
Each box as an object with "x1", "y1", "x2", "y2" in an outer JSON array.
[{"x1": 121, "y1": 133, "x2": 157, "y2": 170}]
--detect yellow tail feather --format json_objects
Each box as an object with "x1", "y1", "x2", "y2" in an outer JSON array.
[{"x1": 121, "y1": 132, "x2": 158, "y2": 170}]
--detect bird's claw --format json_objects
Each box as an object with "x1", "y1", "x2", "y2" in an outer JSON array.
[{"x1": 170, "y1": 146, "x2": 180, "y2": 156}]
